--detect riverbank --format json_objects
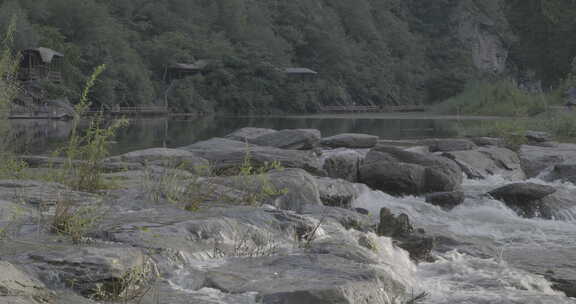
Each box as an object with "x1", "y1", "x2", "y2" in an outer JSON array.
[{"x1": 2, "y1": 128, "x2": 576, "y2": 303}]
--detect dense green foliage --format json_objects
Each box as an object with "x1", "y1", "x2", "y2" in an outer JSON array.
[{"x1": 0, "y1": 0, "x2": 575, "y2": 113}]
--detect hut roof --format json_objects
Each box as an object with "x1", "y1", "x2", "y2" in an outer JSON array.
[
  {"x1": 284, "y1": 67, "x2": 318, "y2": 75},
  {"x1": 170, "y1": 59, "x2": 211, "y2": 71},
  {"x1": 23, "y1": 47, "x2": 64, "y2": 63}
]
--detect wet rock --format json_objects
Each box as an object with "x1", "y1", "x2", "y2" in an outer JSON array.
[
  {"x1": 425, "y1": 191, "x2": 465, "y2": 210},
  {"x1": 443, "y1": 146, "x2": 525, "y2": 180},
  {"x1": 376, "y1": 208, "x2": 433, "y2": 262},
  {"x1": 470, "y1": 137, "x2": 503, "y2": 147},
  {"x1": 322, "y1": 148, "x2": 363, "y2": 182},
  {"x1": 181, "y1": 138, "x2": 324, "y2": 176},
  {"x1": 0, "y1": 261, "x2": 52, "y2": 303},
  {"x1": 525, "y1": 130, "x2": 552, "y2": 143},
  {"x1": 360, "y1": 145, "x2": 462, "y2": 195},
  {"x1": 519, "y1": 143, "x2": 576, "y2": 178},
  {"x1": 250, "y1": 129, "x2": 321, "y2": 150},
  {"x1": 316, "y1": 177, "x2": 359, "y2": 209},
  {"x1": 543, "y1": 160, "x2": 576, "y2": 184},
  {"x1": 225, "y1": 127, "x2": 277, "y2": 142},
  {"x1": 203, "y1": 254, "x2": 406, "y2": 304},
  {"x1": 421, "y1": 138, "x2": 477, "y2": 152},
  {"x1": 27, "y1": 247, "x2": 148, "y2": 298},
  {"x1": 487, "y1": 183, "x2": 557, "y2": 218},
  {"x1": 320, "y1": 133, "x2": 378, "y2": 149},
  {"x1": 105, "y1": 148, "x2": 209, "y2": 173}
]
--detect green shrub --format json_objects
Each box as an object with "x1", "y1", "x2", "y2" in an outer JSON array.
[{"x1": 435, "y1": 79, "x2": 552, "y2": 117}]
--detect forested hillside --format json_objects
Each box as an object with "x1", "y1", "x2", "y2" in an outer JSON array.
[{"x1": 0, "y1": 0, "x2": 574, "y2": 113}]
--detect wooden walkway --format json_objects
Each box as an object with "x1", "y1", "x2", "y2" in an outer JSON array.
[{"x1": 320, "y1": 105, "x2": 428, "y2": 113}]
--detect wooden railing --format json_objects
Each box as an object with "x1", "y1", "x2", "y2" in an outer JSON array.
[
  {"x1": 110, "y1": 106, "x2": 169, "y2": 115},
  {"x1": 320, "y1": 105, "x2": 428, "y2": 113}
]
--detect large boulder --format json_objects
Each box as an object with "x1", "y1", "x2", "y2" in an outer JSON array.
[
  {"x1": 322, "y1": 148, "x2": 363, "y2": 182},
  {"x1": 211, "y1": 168, "x2": 322, "y2": 212},
  {"x1": 316, "y1": 177, "x2": 359, "y2": 209},
  {"x1": 250, "y1": 129, "x2": 321, "y2": 150},
  {"x1": 420, "y1": 138, "x2": 477, "y2": 152},
  {"x1": 320, "y1": 133, "x2": 378, "y2": 149},
  {"x1": 543, "y1": 160, "x2": 576, "y2": 184},
  {"x1": 0, "y1": 261, "x2": 52, "y2": 304},
  {"x1": 487, "y1": 183, "x2": 557, "y2": 218},
  {"x1": 359, "y1": 145, "x2": 462, "y2": 196},
  {"x1": 519, "y1": 143, "x2": 576, "y2": 178},
  {"x1": 203, "y1": 254, "x2": 407, "y2": 304},
  {"x1": 27, "y1": 247, "x2": 149, "y2": 298},
  {"x1": 443, "y1": 146, "x2": 525, "y2": 180},
  {"x1": 225, "y1": 127, "x2": 277, "y2": 142},
  {"x1": 181, "y1": 138, "x2": 324, "y2": 175},
  {"x1": 105, "y1": 147, "x2": 209, "y2": 173},
  {"x1": 425, "y1": 191, "x2": 465, "y2": 210}
]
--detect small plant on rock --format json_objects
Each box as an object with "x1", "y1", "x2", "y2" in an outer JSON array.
[{"x1": 51, "y1": 197, "x2": 105, "y2": 244}]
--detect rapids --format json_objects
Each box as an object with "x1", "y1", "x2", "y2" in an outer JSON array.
[{"x1": 354, "y1": 176, "x2": 576, "y2": 303}]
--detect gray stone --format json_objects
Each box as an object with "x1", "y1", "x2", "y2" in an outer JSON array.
[
  {"x1": 106, "y1": 148, "x2": 209, "y2": 173},
  {"x1": 360, "y1": 145, "x2": 462, "y2": 195},
  {"x1": 544, "y1": 160, "x2": 576, "y2": 184},
  {"x1": 519, "y1": 143, "x2": 576, "y2": 178},
  {"x1": 320, "y1": 133, "x2": 378, "y2": 149},
  {"x1": 316, "y1": 177, "x2": 359, "y2": 209},
  {"x1": 181, "y1": 138, "x2": 324, "y2": 176},
  {"x1": 211, "y1": 168, "x2": 322, "y2": 212},
  {"x1": 425, "y1": 191, "x2": 465, "y2": 210},
  {"x1": 470, "y1": 137, "x2": 503, "y2": 147},
  {"x1": 487, "y1": 183, "x2": 557, "y2": 218},
  {"x1": 322, "y1": 148, "x2": 363, "y2": 182},
  {"x1": 225, "y1": 127, "x2": 278, "y2": 142},
  {"x1": 0, "y1": 261, "x2": 52, "y2": 303},
  {"x1": 250, "y1": 129, "x2": 321, "y2": 150},
  {"x1": 443, "y1": 146, "x2": 525, "y2": 180},
  {"x1": 204, "y1": 254, "x2": 406, "y2": 304},
  {"x1": 525, "y1": 130, "x2": 552, "y2": 143},
  {"x1": 27, "y1": 247, "x2": 148, "y2": 298},
  {"x1": 421, "y1": 138, "x2": 477, "y2": 152}
]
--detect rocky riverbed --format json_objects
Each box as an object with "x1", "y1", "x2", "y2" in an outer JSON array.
[{"x1": 2, "y1": 127, "x2": 576, "y2": 303}]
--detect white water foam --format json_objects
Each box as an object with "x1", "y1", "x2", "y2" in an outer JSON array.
[{"x1": 353, "y1": 177, "x2": 576, "y2": 303}]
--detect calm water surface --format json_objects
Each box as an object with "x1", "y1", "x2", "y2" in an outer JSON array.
[{"x1": 8, "y1": 113, "x2": 498, "y2": 155}]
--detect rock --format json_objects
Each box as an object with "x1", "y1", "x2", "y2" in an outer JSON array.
[
  {"x1": 211, "y1": 168, "x2": 321, "y2": 212},
  {"x1": 376, "y1": 208, "x2": 433, "y2": 262},
  {"x1": 420, "y1": 138, "x2": 477, "y2": 152},
  {"x1": 360, "y1": 162, "x2": 426, "y2": 196},
  {"x1": 203, "y1": 254, "x2": 406, "y2": 303},
  {"x1": 425, "y1": 191, "x2": 465, "y2": 210},
  {"x1": 27, "y1": 247, "x2": 149, "y2": 298},
  {"x1": 322, "y1": 148, "x2": 363, "y2": 182},
  {"x1": 470, "y1": 137, "x2": 503, "y2": 147},
  {"x1": 0, "y1": 180, "x2": 99, "y2": 208},
  {"x1": 359, "y1": 145, "x2": 462, "y2": 195},
  {"x1": 519, "y1": 143, "x2": 576, "y2": 178},
  {"x1": 250, "y1": 129, "x2": 321, "y2": 150},
  {"x1": 320, "y1": 133, "x2": 378, "y2": 149},
  {"x1": 0, "y1": 261, "x2": 52, "y2": 303},
  {"x1": 105, "y1": 148, "x2": 209, "y2": 173},
  {"x1": 443, "y1": 146, "x2": 525, "y2": 180},
  {"x1": 316, "y1": 177, "x2": 359, "y2": 209},
  {"x1": 525, "y1": 130, "x2": 552, "y2": 143},
  {"x1": 544, "y1": 160, "x2": 576, "y2": 184},
  {"x1": 487, "y1": 183, "x2": 557, "y2": 218},
  {"x1": 181, "y1": 138, "x2": 324, "y2": 176},
  {"x1": 225, "y1": 127, "x2": 277, "y2": 142}
]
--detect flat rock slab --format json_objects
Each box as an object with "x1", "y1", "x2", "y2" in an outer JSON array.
[
  {"x1": 0, "y1": 261, "x2": 52, "y2": 302},
  {"x1": 443, "y1": 146, "x2": 525, "y2": 180},
  {"x1": 420, "y1": 138, "x2": 477, "y2": 152},
  {"x1": 225, "y1": 127, "x2": 278, "y2": 142},
  {"x1": 487, "y1": 183, "x2": 557, "y2": 218},
  {"x1": 181, "y1": 138, "x2": 324, "y2": 176},
  {"x1": 204, "y1": 254, "x2": 405, "y2": 304},
  {"x1": 105, "y1": 147, "x2": 209, "y2": 173},
  {"x1": 321, "y1": 133, "x2": 378, "y2": 149},
  {"x1": 519, "y1": 143, "x2": 576, "y2": 178},
  {"x1": 250, "y1": 129, "x2": 321, "y2": 150}
]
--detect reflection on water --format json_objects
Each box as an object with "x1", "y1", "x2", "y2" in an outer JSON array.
[{"x1": 6, "y1": 114, "x2": 490, "y2": 155}]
